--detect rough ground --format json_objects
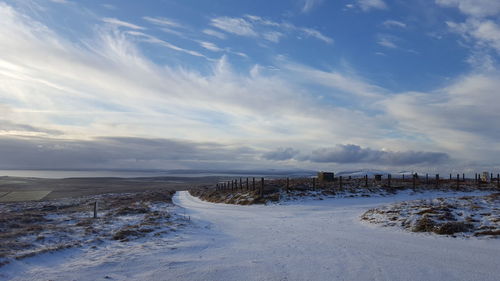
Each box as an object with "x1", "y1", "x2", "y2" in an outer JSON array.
[
  {"x1": 190, "y1": 177, "x2": 499, "y2": 205},
  {"x1": 0, "y1": 190, "x2": 186, "y2": 267},
  {"x1": 0, "y1": 176, "x2": 218, "y2": 200},
  {"x1": 361, "y1": 193, "x2": 500, "y2": 238},
  {"x1": 1, "y1": 191, "x2": 499, "y2": 281}
]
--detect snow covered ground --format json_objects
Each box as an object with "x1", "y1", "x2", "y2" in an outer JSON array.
[
  {"x1": 362, "y1": 193, "x2": 499, "y2": 237},
  {"x1": 1, "y1": 190, "x2": 499, "y2": 281}
]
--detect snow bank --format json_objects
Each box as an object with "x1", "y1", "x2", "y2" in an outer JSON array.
[
  {"x1": 1, "y1": 191, "x2": 499, "y2": 281},
  {"x1": 362, "y1": 193, "x2": 500, "y2": 237}
]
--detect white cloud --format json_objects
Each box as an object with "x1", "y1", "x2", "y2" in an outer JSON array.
[
  {"x1": 465, "y1": 50, "x2": 496, "y2": 71},
  {"x1": 447, "y1": 19, "x2": 500, "y2": 53},
  {"x1": 382, "y1": 20, "x2": 406, "y2": 28},
  {"x1": 101, "y1": 4, "x2": 115, "y2": 10},
  {"x1": 377, "y1": 35, "x2": 398, "y2": 48},
  {"x1": 199, "y1": 41, "x2": 223, "y2": 52},
  {"x1": 263, "y1": 31, "x2": 284, "y2": 43},
  {"x1": 215, "y1": 15, "x2": 333, "y2": 44},
  {"x1": 300, "y1": 27, "x2": 334, "y2": 44},
  {"x1": 143, "y1": 16, "x2": 182, "y2": 28},
  {"x1": 211, "y1": 17, "x2": 258, "y2": 37},
  {"x1": 126, "y1": 31, "x2": 206, "y2": 58},
  {"x1": 49, "y1": 0, "x2": 70, "y2": 4},
  {"x1": 436, "y1": 0, "x2": 500, "y2": 17},
  {"x1": 438, "y1": 0, "x2": 500, "y2": 71},
  {"x1": 382, "y1": 73, "x2": 500, "y2": 162},
  {"x1": 357, "y1": 0, "x2": 388, "y2": 11},
  {"x1": 301, "y1": 0, "x2": 324, "y2": 13},
  {"x1": 4, "y1": 2, "x2": 500, "y2": 169},
  {"x1": 203, "y1": 29, "x2": 226, "y2": 39},
  {"x1": 0, "y1": 3, "x2": 380, "y2": 150},
  {"x1": 102, "y1": 17, "x2": 144, "y2": 30}
]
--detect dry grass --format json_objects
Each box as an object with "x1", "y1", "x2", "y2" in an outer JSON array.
[
  {"x1": 361, "y1": 193, "x2": 499, "y2": 238},
  {"x1": 0, "y1": 190, "x2": 182, "y2": 267},
  {"x1": 191, "y1": 177, "x2": 500, "y2": 205}
]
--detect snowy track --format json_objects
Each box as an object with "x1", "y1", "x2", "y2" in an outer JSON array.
[{"x1": 2, "y1": 191, "x2": 499, "y2": 280}]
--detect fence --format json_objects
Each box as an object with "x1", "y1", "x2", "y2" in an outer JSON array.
[{"x1": 213, "y1": 172, "x2": 500, "y2": 198}]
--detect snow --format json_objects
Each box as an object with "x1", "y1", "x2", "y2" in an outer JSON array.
[
  {"x1": 361, "y1": 193, "x2": 499, "y2": 237},
  {"x1": 1, "y1": 191, "x2": 499, "y2": 281}
]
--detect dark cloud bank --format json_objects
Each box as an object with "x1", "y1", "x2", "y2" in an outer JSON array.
[
  {"x1": 263, "y1": 144, "x2": 449, "y2": 165},
  {"x1": 0, "y1": 136, "x2": 449, "y2": 170},
  {"x1": 0, "y1": 136, "x2": 256, "y2": 170}
]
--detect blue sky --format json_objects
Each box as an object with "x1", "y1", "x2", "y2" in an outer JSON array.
[{"x1": 1, "y1": 0, "x2": 500, "y2": 172}]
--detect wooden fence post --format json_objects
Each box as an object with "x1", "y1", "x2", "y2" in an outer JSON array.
[
  {"x1": 412, "y1": 174, "x2": 416, "y2": 190},
  {"x1": 93, "y1": 201, "x2": 98, "y2": 219},
  {"x1": 462, "y1": 173, "x2": 465, "y2": 182},
  {"x1": 456, "y1": 174, "x2": 459, "y2": 190},
  {"x1": 286, "y1": 177, "x2": 289, "y2": 193},
  {"x1": 260, "y1": 177, "x2": 264, "y2": 197},
  {"x1": 426, "y1": 173, "x2": 429, "y2": 185}
]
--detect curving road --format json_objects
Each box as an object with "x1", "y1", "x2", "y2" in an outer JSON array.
[
  {"x1": 171, "y1": 191, "x2": 500, "y2": 281},
  {"x1": 1, "y1": 191, "x2": 498, "y2": 281}
]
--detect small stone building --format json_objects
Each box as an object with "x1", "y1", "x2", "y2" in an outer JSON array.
[
  {"x1": 481, "y1": 172, "x2": 489, "y2": 182},
  {"x1": 317, "y1": 172, "x2": 334, "y2": 182}
]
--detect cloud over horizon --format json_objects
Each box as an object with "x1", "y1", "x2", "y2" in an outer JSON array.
[
  {"x1": 305, "y1": 145, "x2": 449, "y2": 165},
  {"x1": 1, "y1": 1, "x2": 500, "y2": 172}
]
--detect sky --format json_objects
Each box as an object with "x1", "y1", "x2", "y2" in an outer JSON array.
[{"x1": 1, "y1": 0, "x2": 500, "y2": 173}]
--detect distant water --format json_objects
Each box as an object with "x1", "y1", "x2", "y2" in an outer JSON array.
[
  {"x1": 0, "y1": 170, "x2": 313, "y2": 179},
  {"x1": 0, "y1": 170, "x2": 167, "y2": 179}
]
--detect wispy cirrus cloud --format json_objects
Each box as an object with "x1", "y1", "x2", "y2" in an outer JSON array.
[
  {"x1": 300, "y1": 27, "x2": 333, "y2": 44},
  {"x1": 101, "y1": 4, "x2": 115, "y2": 10},
  {"x1": 143, "y1": 16, "x2": 182, "y2": 28},
  {"x1": 49, "y1": 0, "x2": 70, "y2": 4},
  {"x1": 447, "y1": 19, "x2": 500, "y2": 53},
  {"x1": 436, "y1": 0, "x2": 500, "y2": 18},
  {"x1": 301, "y1": 0, "x2": 324, "y2": 13},
  {"x1": 102, "y1": 17, "x2": 144, "y2": 30},
  {"x1": 3, "y1": 1, "x2": 500, "y2": 171},
  {"x1": 439, "y1": 1, "x2": 500, "y2": 70},
  {"x1": 211, "y1": 17, "x2": 258, "y2": 37},
  {"x1": 210, "y1": 15, "x2": 333, "y2": 44},
  {"x1": 127, "y1": 31, "x2": 206, "y2": 58},
  {"x1": 377, "y1": 34, "x2": 398, "y2": 48},
  {"x1": 357, "y1": 0, "x2": 388, "y2": 12},
  {"x1": 203, "y1": 29, "x2": 226, "y2": 39},
  {"x1": 382, "y1": 20, "x2": 406, "y2": 28},
  {"x1": 263, "y1": 31, "x2": 284, "y2": 43},
  {"x1": 199, "y1": 41, "x2": 223, "y2": 52}
]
